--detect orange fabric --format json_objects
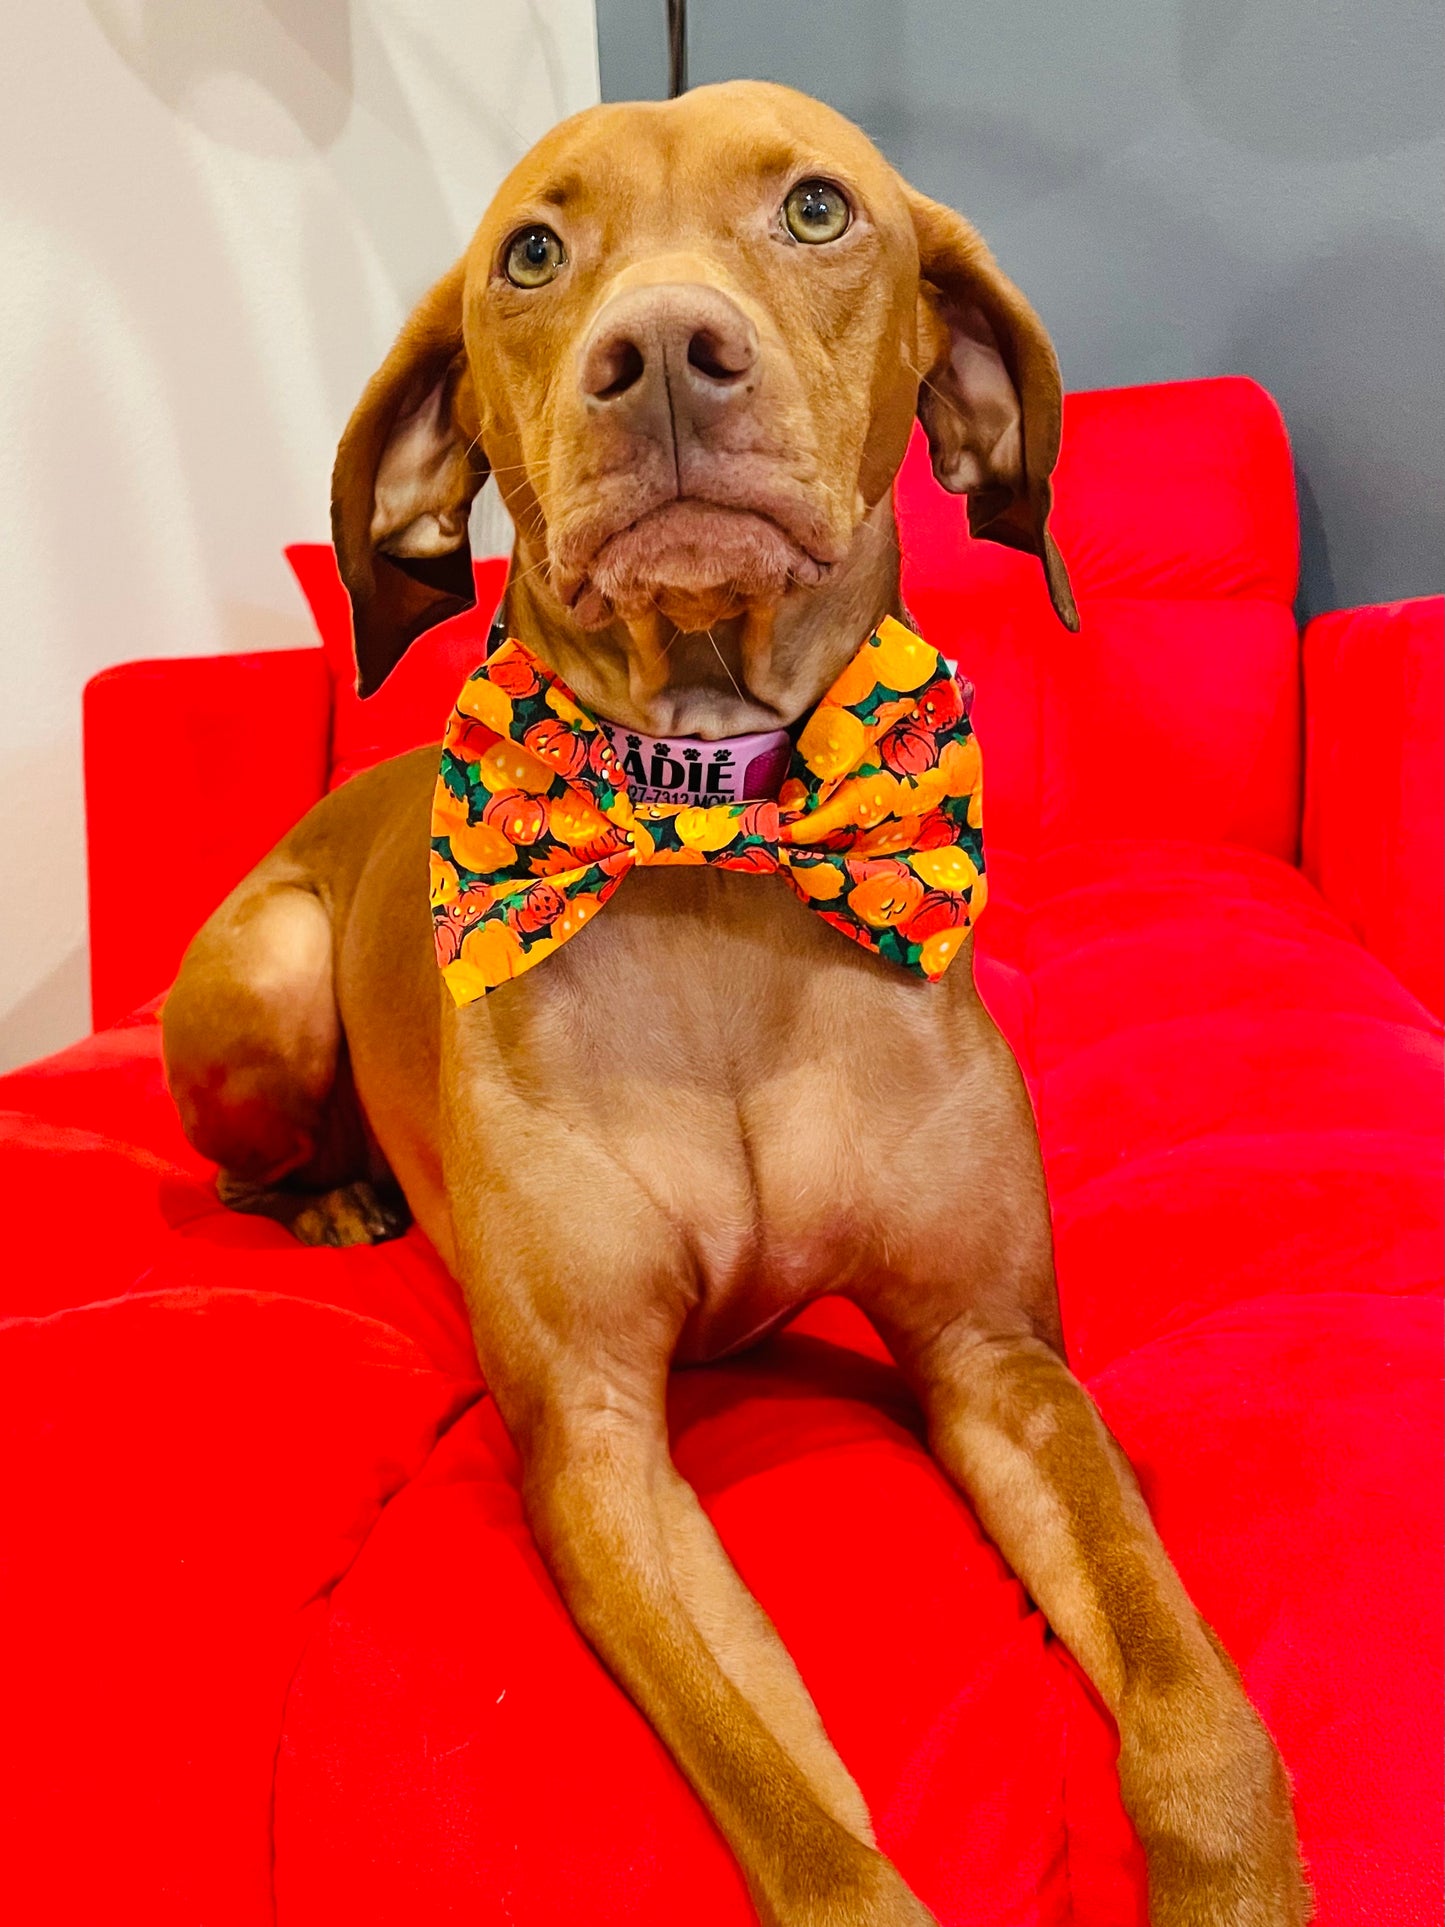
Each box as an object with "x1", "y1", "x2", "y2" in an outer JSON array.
[{"x1": 430, "y1": 616, "x2": 986, "y2": 1000}]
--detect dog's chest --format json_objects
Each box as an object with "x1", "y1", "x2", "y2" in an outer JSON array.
[{"x1": 463, "y1": 870, "x2": 987, "y2": 1359}]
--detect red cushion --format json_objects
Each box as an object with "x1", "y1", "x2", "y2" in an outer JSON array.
[
  {"x1": 84, "y1": 650, "x2": 333, "y2": 1029},
  {"x1": 2, "y1": 840, "x2": 1439, "y2": 1925},
  {"x1": 0, "y1": 1288, "x2": 476, "y2": 1927},
  {"x1": 1303, "y1": 597, "x2": 1445, "y2": 1016}
]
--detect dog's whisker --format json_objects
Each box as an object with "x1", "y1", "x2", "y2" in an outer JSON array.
[
  {"x1": 484, "y1": 456, "x2": 558, "y2": 480},
  {"x1": 704, "y1": 626, "x2": 749, "y2": 708},
  {"x1": 492, "y1": 551, "x2": 560, "y2": 607}
]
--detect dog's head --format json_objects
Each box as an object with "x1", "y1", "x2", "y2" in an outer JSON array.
[{"x1": 333, "y1": 80, "x2": 1077, "y2": 701}]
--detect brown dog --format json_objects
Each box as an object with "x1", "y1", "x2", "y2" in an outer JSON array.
[{"x1": 163, "y1": 81, "x2": 1308, "y2": 1927}]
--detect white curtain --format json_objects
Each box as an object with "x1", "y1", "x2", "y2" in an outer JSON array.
[{"x1": 0, "y1": 0, "x2": 600, "y2": 1069}]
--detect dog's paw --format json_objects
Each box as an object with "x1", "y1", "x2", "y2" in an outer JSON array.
[
  {"x1": 217, "y1": 1171, "x2": 411, "y2": 1247},
  {"x1": 1142, "y1": 1843, "x2": 1312, "y2": 1927},
  {"x1": 1125, "y1": 1683, "x2": 1311, "y2": 1927},
  {"x1": 288, "y1": 1181, "x2": 412, "y2": 1247}
]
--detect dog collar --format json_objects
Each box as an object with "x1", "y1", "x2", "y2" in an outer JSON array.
[
  {"x1": 430, "y1": 615, "x2": 986, "y2": 1002},
  {"x1": 599, "y1": 722, "x2": 792, "y2": 806}
]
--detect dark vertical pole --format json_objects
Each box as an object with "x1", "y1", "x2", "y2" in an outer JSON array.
[{"x1": 667, "y1": 0, "x2": 688, "y2": 96}]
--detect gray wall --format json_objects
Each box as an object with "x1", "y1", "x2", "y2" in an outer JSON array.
[{"x1": 597, "y1": 0, "x2": 1443, "y2": 620}]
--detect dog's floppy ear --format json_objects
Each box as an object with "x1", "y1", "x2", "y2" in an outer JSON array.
[
  {"x1": 331, "y1": 261, "x2": 489, "y2": 695},
  {"x1": 906, "y1": 188, "x2": 1078, "y2": 630}
]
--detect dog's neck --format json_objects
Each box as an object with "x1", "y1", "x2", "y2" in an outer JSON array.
[{"x1": 503, "y1": 495, "x2": 904, "y2": 740}]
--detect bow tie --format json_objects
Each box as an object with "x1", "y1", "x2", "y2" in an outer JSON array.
[{"x1": 430, "y1": 615, "x2": 985, "y2": 1003}]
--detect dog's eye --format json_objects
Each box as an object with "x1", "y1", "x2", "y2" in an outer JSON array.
[
  {"x1": 783, "y1": 180, "x2": 851, "y2": 245},
  {"x1": 505, "y1": 226, "x2": 566, "y2": 288}
]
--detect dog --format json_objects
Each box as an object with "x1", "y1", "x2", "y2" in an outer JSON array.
[{"x1": 162, "y1": 80, "x2": 1309, "y2": 1927}]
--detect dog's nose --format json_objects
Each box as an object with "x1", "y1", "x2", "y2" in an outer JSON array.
[{"x1": 579, "y1": 285, "x2": 759, "y2": 423}]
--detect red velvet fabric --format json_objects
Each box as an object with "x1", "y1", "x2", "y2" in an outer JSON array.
[
  {"x1": 1303, "y1": 597, "x2": 1445, "y2": 1017},
  {"x1": 9, "y1": 377, "x2": 1442, "y2": 1924},
  {"x1": 85, "y1": 648, "x2": 333, "y2": 1030}
]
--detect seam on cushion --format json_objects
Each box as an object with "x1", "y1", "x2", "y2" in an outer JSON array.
[
  {"x1": 1067, "y1": 1273, "x2": 1444, "y2": 1387},
  {"x1": 1027, "y1": 921, "x2": 1426, "y2": 989},
  {"x1": 0, "y1": 1118, "x2": 213, "y2": 1184},
  {"x1": 267, "y1": 1382, "x2": 487, "y2": 1924},
  {"x1": 1024, "y1": 902, "x2": 1436, "y2": 969},
  {"x1": 1044, "y1": 1116, "x2": 1445, "y2": 1218},
  {"x1": 1039, "y1": 1012, "x2": 1444, "y2": 1105},
  {"x1": 1031, "y1": 615, "x2": 1045, "y2": 968},
  {"x1": 1053, "y1": 1636, "x2": 1080, "y2": 1927},
  {"x1": 0, "y1": 1285, "x2": 470, "y2": 1375},
  {"x1": 1043, "y1": 1106, "x2": 1445, "y2": 1224},
  {"x1": 1022, "y1": 883, "x2": 1346, "y2": 941},
  {"x1": 0, "y1": 1109, "x2": 194, "y2": 1169},
  {"x1": 1051, "y1": 1126, "x2": 1445, "y2": 1208},
  {"x1": 1026, "y1": 901, "x2": 1350, "y2": 958},
  {"x1": 1084, "y1": 1285, "x2": 1444, "y2": 1388},
  {"x1": 1019, "y1": 960, "x2": 1042, "y2": 1094},
  {"x1": 1050, "y1": 1125, "x2": 1445, "y2": 1337},
  {"x1": 1047, "y1": 1133, "x2": 1444, "y2": 1268},
  {"x1": 1050, "y1": 590, "x2": 1296, "y2": 609},
  {"x1": 1025, "y1": 919, "x2": 1357, "y2": 980},
  {"x1": 1030, "y1": 989, "x2": 1443, "y2": 1078},
  {"x1": 1009, "y1": 834, "x2": 1319, "y2": 879},
  {"x1": 117, "y1": 1241, "x2": 476, "y2": 1380},
  {"x1": 1013, "y1": 877, "x2": 1344, "y2": 941}
]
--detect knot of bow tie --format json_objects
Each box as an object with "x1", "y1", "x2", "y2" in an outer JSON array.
[{"x1": 430, "y1": 616, "x2": 986, "y2": 1003}]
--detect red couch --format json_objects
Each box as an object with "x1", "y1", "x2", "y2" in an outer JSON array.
[{"x1": 2, "y1": 379, "x2": 1440, "y2": 1927}]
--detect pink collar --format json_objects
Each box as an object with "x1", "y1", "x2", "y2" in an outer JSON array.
[{"x1": 597, "y1": 721, "x2": 793, "y2": 805}]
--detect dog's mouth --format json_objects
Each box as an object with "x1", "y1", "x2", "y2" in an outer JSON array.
[{"x1": 557, "y1": 498, "x2": 837, "y2": 633}]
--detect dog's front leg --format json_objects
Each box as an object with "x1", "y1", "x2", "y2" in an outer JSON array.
[
  {"x1": 878, "y1": 1314, "x2": 1309, "y2": 1927},
  {"x1": 506, "y1": 1376, "x2": 940, "y2": 1927},
  {"x1": 463, "y1": 1233, "x2": 935, "y2": 1927}
]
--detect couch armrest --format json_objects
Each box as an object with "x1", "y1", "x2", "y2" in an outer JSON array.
[
  {"x1": 85, "y1": 649, "x2": 333, "y2": 1030},
  {"x1": 1303, "y1": 597, "x2": 1444, "y2": 1016}
]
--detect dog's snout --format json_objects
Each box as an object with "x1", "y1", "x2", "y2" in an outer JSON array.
[{"x1": 580, "y1": 285, "x2": 759, "y2": 421}]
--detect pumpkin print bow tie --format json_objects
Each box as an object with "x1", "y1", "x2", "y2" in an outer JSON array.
[{"x1": 430, "y1": 614, "x2": 985, "y2": 1003}]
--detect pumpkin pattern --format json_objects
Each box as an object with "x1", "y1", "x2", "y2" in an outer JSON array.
[{"x1": 430, "y1": 615, "x2": 985, "y2": 1003}]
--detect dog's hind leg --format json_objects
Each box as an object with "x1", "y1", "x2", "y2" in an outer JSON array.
[{"x1": 163, "y1": 861, "x2": 409, "y2": 1248}]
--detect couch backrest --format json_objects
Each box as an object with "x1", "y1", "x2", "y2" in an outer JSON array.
[
  {"x1": 896, "y1": 375, "x2": 1301, "y2": 868},
  {"x1": 289, "y1": 374, "x2": 1303, "y2": 866}
]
